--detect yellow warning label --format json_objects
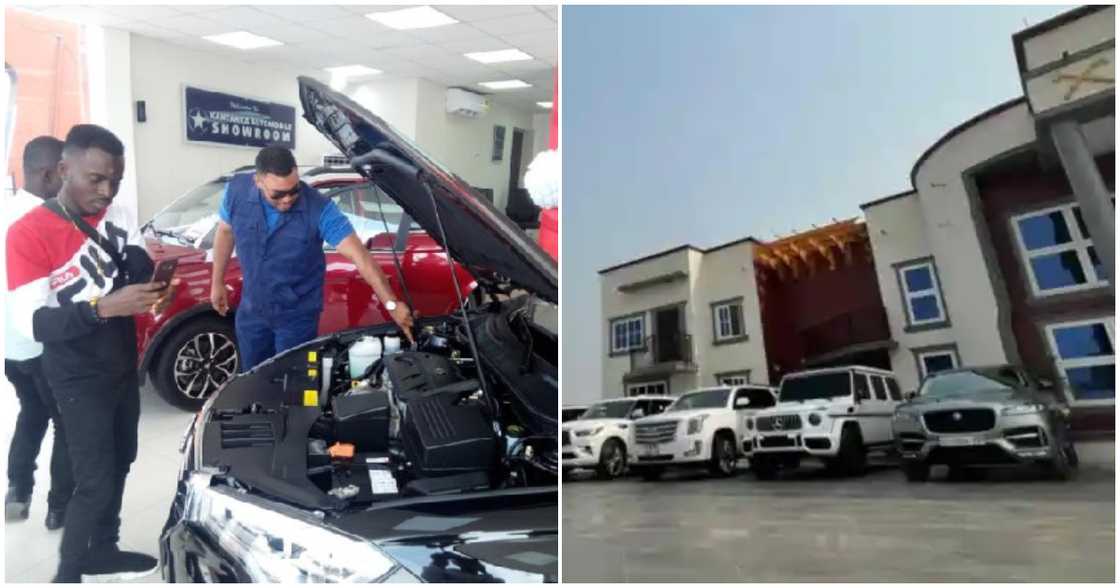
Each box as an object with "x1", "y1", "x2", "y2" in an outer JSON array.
[
  {"x1": 308, "y1": 351, "x2": 318, "y2": 363},
  {"x1": 303, "y1": 390, "x2": 318, "y2": 406},
  {"x1": 308, "y1": 369, "x2": 318, "y2": 378}
]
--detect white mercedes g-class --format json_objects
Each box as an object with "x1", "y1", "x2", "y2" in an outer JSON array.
[
  {"x1": 630, "y1": 385, "x2": 778, "y2": 481},
  {"x1": 750, "y1": 366, "x2": 903, "y2": 479},
  {"x1": 561, "y1": 395, "x2": 675, "y2": 480}
]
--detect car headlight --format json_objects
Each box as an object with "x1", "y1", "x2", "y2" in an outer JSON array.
[
  {"x1": 182, "y1": 474, "x2": 416, "y2": 582},
  {"x1": 574, "y1": 427, "x2": 603, "y2": 437},
  {"x1": 807, "y1": 413, "x2": 822, "y2": 427},
  {"x1": 893, "y1": 410, "x2": 919, "y2": 423},
  {"x1": 745, "y1": 417, "x2": 754, "y2": 431},
  {"x1": 687, "y1": 415, "x2": 709, "y2": 435},
  {"x1": 1001, "y1": 403, "x2": 1046, "y2": 416}
]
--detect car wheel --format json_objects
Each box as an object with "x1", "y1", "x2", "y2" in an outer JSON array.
[
  {"x1": 635, "y1": 466, "x2": 664, "y2": 481},
  {"x1": 154, "y1": 316, "x2": 240, "y2": 411},
  {"x1": 1047, "y1": 438, "x2": 1077, "y2": 481},
  {"x1": 750, "y1": 456, "x2": 778, "y2": 480},
  {"x1": 596, "y1": 439, "x2": 627, "y2": 480},
  {"x1": 1065, "y1": 442, "x2": 1080, "y2": 469},
  {"x1": 837, "y1": 426, "x2": 867, "y2": 477},
  {"x1": 708, "y1": 432, "x2": 738, "y2": 477},
  {"x1": 902, "y1": 461, "x2": 930, "y2": 482}
]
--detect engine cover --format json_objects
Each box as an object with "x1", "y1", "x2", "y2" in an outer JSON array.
[{"x1": 385, "y1": 352, "x2": 498, "y2": 477}]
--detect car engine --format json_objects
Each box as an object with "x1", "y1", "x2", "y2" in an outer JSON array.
[{"x1": 290, "y1": 298, "x2": 557, "y2": 505}]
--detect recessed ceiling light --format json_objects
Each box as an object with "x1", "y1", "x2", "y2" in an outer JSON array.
[
  {"x1": 325, "y1": 65, "x2": 382, "y2": 78},
  {"x1": 203, "y1": 31, "x2": 283, "y2": 50},
  {"x1": 366, "y1": 6, "x2": 458, "y2": 30},
  {"x1": 479, "y1": 80, "x2": 532, "y2": 90},
  {"x1": 537, "y1": 101, "x2": 553, "y2": 109},
  {"x1": 464, "y1": 49, "x2": 533, "y2": 64}
]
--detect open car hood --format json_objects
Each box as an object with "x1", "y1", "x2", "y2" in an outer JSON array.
[{"x1": 297, "y1": 76, "x2": 558, "y2": 304}]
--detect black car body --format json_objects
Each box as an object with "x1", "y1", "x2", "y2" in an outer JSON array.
[{"x1": 159, "y1": 77, "x2": 558, "y2": 582}]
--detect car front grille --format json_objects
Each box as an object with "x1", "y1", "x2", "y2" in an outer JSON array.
[
  {"x1": 562, "y1": 430, "x2": 571, "y2": 446},
  {"x1": 757, "y1": 414, "x2": 802, "y2": 432},
  {"x1": 635, "y1": 420, "x2": 679, "y2": 444},
  {"x1": 923, "y1": 408, "x2": 996, "y2": 434}
]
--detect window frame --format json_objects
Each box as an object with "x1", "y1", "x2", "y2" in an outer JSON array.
[
  {"x1": 716, "y1": 370, "x2": 752, "y2": 387},
  {"x1": 853, "y1": 372, "x2": 872, "y2": 401},
  {"x1": 916, "y1": 348, "x2": 960, "y2": 380},
  {"x1": 894, "y1": 259, "x2": 949, "y2": 330},
  {"x1": 870, "y1": 376, "x2": 888, "y2": 401},
  {"x1": 626, "y1": 381, "x2": 668, "y2": 397},
  {"x1": 609, "y1": 313, "x2": 647, "y2": 356},
  {"x1": 710, "y1": 297, "x2": 748, "y2": 345},
  {"x1": 1043, "y1": 317, "x2": 1115, "y2": 407},
  {"x1": 1011, "y1": 201, "x2": 1108, "y2": 298}
]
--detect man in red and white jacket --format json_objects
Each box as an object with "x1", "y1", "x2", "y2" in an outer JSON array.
[{"x1": 7, "y1": 124, "x2": 176, "y2": 582}]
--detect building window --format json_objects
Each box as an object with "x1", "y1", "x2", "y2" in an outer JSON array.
[
  {"x1": 896, "y1": 260, "x2": 948, "y2": 328},
  {"x1": 917, "y1": 349, "x2": 958, "y2": 379},
  {"x1": 711, "y1": 298, "x2": 745, "y2": 343},
  {"x1": 610, "y1": 315, "x2": 645, "y2": 354},
  {"x1": 717, "y1": 371, "x2": 751, "y2": 387},
  {"x1": 1044, "y1": 318, "x2": 1114, "y2": 406},
  {"x1": 627, "y1": 381, "x2": 668, "y2": 397},
  {"x1": 1012, "y1": 203, "x2": 1108, "y2": 297}
]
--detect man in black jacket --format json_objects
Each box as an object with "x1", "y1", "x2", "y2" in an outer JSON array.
[{"x1": 6, "y1": 125, "x2": 177, "y2": 582}]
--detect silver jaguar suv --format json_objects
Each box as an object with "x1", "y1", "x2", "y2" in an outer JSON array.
[{"x1": 892, "y1": 365, "x2": 1079, "y2": 482}]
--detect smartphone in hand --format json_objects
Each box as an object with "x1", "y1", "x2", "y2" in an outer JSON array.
[{"x1": 151, "y1": 258, "x2": 179, "y2": 287}]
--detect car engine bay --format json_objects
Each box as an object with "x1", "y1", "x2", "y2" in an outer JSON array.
[{"x1": 197, "y1": 296, "x2": 558, "y2": 511}]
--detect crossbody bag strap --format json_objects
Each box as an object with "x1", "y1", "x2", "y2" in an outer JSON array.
[{"x1": 43, "y1": 198, "x2": 129, "y2": 280}]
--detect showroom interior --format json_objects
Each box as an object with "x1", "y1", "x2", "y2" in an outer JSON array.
[{"x1": 3, "y1": 4, "x2": 557, "y2": 582}]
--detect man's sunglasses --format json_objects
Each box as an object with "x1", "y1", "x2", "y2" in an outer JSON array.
[{"x1": 266, "y1": 184, "x2": 301, "y2": 201}]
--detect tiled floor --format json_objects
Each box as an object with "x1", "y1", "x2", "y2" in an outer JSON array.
[{"x1": 2, "y1": 377, "x2": 192, "y2": 583}]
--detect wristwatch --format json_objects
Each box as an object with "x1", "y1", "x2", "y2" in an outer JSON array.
[
  {"x1": 87, "y1": 297, "x2": 107, "y2": 324},
  {"x1": 384, "y1": 300, "x2": 398, "y2": 311}
]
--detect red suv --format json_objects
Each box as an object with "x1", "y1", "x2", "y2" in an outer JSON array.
[{"x1": 136, "y1": 166, "x2": 474, "y2": 410}]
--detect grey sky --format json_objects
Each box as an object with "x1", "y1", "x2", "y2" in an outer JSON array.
[{"x1": 562, "y1": 5, "x2": 1073, "y2": 404}]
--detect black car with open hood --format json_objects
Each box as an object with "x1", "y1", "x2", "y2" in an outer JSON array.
[{"x1": 159, "y1": 79, "x2": 558, "y2": 583}]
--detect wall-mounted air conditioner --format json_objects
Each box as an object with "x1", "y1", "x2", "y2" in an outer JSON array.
[{"x1": 446, "y1": 88, "x2": 490, "y2": 118}]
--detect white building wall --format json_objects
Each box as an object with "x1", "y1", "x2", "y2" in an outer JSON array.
[
  {"x1": 693, "y1": 241, "x2": 770, "y2": 386},
  {"x1": 127, "y1": 34, "x2": 337, "y2": 222},
  {"x1": 600, "y1": 249, "x2": 694, "y2": 399},
  {"x1": 864, "y1": 193, "x2": 948, "y2": 392}
]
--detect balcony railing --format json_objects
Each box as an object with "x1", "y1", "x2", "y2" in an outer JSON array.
[
  {"x1": 630, "y1": 334, "x2": 695, "y2": 373},
  {"x1": 800, "y1": 306, "x2": 891, "y2": 359}
]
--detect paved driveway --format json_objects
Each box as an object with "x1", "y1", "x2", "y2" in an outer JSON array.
[{"x1": 563, "y1": 444, "x2": 1115, "y2": 582}]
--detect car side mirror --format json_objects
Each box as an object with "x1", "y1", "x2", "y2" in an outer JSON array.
[
  {"x1": 734, "y1": 398, "x2": 752, "y2": 409},
  {"x1": 630, "y1": 409, "x2": 645, "y2": 419},
  {"x1": 904, "y1": 391, "x2": 917, "y2": 401}
]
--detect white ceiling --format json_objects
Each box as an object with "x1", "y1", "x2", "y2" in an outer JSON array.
[{"x1": 15, "y1": 4, "x2": 557, "y2": 113}]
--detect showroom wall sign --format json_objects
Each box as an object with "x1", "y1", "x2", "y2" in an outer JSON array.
[{"x1": 184, "y1": 86, "x2": 296, "y2": 149}]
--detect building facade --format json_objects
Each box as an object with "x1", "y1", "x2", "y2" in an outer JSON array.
[
  {"x1": 863, "y1": 6, "x2": 1114, "y2": 432},
  {"x1": 599, "y1": 239, "x2": 770, "y2": 398}
]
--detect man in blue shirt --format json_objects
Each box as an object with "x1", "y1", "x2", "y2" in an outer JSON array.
[{"x1": 210, "y1": 146, "x2": 414, "y2": 371}]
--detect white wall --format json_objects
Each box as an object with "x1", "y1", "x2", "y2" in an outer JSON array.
[
  {"x1": 89, "y1": 26, "x2": 140, "y2": 226},
  {"x1": 694, "y1": 242, "x2": 770, "y2": 386},
  {"x1": 347, "y1": 78, "x2": 421, "y2": 141},
  {"x1": 531, "y1": 112, "x2": 551, "y2": 157},
  {"x1": 128, "y1": 34, "x2": 337, "y2": 221},
  {"x1": 912, "y1": 101, "x2": 1036, "y2": 374},
  {"x1": 414, "y1": 79, "x2": 535, "y2": 211}
]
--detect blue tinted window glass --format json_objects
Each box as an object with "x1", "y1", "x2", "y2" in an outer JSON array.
[
  {"x1": 1053, "y1": 324, "x2": 1113, "y2": 359},
  {"x1": 904, "y1": 266, "x2": 933, "y2": 292},
  {"x1": 1018, "y1": 211, "x2": 1072, "y2": 251},
  {"x1": 1031, "y1": 252, "x2": 1087, "y2": 290},
  {"x1": 922, "y1": 354, "x2": 955, "y2": 375},
  {"x1": 1064, "y1": 365, "x2": 1116, "y2": 401},
  {"x1": 910, "y1": 295, "x2": 942, "y2": 322},
  {"x1": 1073, "y1": 207, "x2": 1091, "y2": 240}
]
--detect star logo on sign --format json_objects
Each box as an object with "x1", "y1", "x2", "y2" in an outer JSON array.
[{"x1": 189, "y1": 109, "x2": 208, "y2": 130}]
